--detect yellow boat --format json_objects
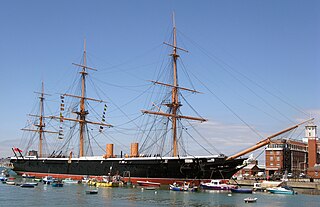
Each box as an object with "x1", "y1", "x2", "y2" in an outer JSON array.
[{"x1": 88, "y1": 180, "x2": 122, "y2": 187}]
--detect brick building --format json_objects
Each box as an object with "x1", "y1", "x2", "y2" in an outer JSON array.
[
  {"x1": 241, "y1": 164, "x2": 262, "y2": 176},
  {"x1": 265, "y1": 122, "x2": 320, "y2": 178}
]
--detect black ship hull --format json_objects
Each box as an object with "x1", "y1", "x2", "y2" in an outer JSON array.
[{"x1": 10, "y1": 155, "x2": 246, "y2": 184}]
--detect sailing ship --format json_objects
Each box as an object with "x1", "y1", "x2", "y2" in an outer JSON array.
[{"x1": 10, "y1": 17, "x2": 311, "y2": 184}]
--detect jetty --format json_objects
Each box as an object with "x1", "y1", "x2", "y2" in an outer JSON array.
[{"x1": 229, "y1": 179, "x2": 320, "y2": 190}]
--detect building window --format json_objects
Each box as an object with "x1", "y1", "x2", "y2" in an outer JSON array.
[
  {"x1": 270, "y1": 157, "x2": 273, "y2": 161},
  {"x1": 276, "y1": 163, "x2": 280, "y2": 166},
  {"x1": 270, "y1": 163, "x2": 274, "y2": 166},
  {"x1": 276, "y1": 151, "x2": 280, "y2": 155},
  {"x1": 270, "y1": 151, "x2": 273, "y2": 155}
]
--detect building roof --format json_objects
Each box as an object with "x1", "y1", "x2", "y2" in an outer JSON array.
[{"x1": 243, "y1": 164, "x2": 257, "y2": 170}]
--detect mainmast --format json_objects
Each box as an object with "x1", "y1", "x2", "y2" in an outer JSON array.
[
  {"x1": 142, "y1": 14, "x2": 207, "y2": 157},
  {"x1": 79, "y1": 39, "x2": 88, "y2": 157},
  {"x1": 38, "y1": 82, "x2": 45, "y2": 157},
  {"x1": 50, "y1": 40, "x2": 112, "y2": 157},
  {"x1": 171, "y1": 14, "x2": 179, "y2": 157}
]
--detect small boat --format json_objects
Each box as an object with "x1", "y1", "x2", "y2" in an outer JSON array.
[
  {"x1": 267, "y1": 186, "x2": 295, "y2": 195},
  {"x1": 0, "y1": 176, "x2": 7, "y2": 182},
  {"x1": 100, "y1": 181, "x2": 121, "y2": 187},
  {"x1": 253, "y1": 180, "x2": 282, "y2": 191},
  {"x1": 244, "y1": 197, "x2": 257, "y2": 203},
  {"x1": 169, "y1": 181, "x2": 198, "y2": 192},
  {"x1": 6, "y1": 181, "x2": 15, "y2": 185},
  {"x1": 145, "y1": 187, "x2": 157, "y2": 190},
  {"x1": 52, "y1": 182, "x2": 64, "y2": 187},
  {"x1": 87, "y1": 179, "x2": 120, "y2": 187},
  {"x1": 20, "y1": 183, "x2": 35, "y2": 188},
  {"x1": 25, "y1": 182, "x2": 38, "y2": 186},
  {"x1": 200, "y1": 180, "x2": 237, "y2": 190},
  {"x1": 86, "y1": 189, "x2": 98, "y2": 194},
  {"x1": 82, "y1": 176, "x2": 90, "y2": 184},
  {"x1": 231, "y1": 188, "x2": 253, "y2": 194},
  {"x1": 22, "y1": 173, "x2": 35, "y2": 179},
  {"x1": 62, "y1": 178, "x2": 79, "y2": 184},
  {"x1": 96, "y1": 182, "x2": 113, "y2": 187},
  {"x1": 137, "y1": 181, "x2": 161, "y2": 187},
  {"x1": 252, "y1": 183, "x2": 263, "y2": 191},
  {"x1": 43, "y1": 176, "x2": 55, "y2": 184},
  {"x1": 34, "y1": 178, "x2": 42, "y2": 182}
]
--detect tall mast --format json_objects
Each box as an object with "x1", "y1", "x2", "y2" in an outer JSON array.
[
  {"x1": 49, "y1": 39, "x2": 112, "y2": 157},
  {"x1": 79, "y1": 39, "x2": 87, "y2": 157},
  {"x1": 171, "y1": 13, "x2": 179, "y2": 157},
  {"x1": 38, "y1": 81, "x2": 45, "y2": 157},
  {"x1": 22, "y1": 82, "x2": 58, "y2": 158},
  {"x1": 142, "y1": 14, "x2": 207, "y2": 157}
]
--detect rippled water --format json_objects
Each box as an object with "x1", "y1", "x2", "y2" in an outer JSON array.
[{"x1": 1, "y1": 179, "x2": 320, "y2": 207}]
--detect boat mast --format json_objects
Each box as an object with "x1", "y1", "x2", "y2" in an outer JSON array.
[
  {"x1": 171, "y1": 14, "x2": 179, "y2": 157},
  {"x1": 22, "y1": 82, "x2": 58, "y2": 158},
  {"x1": 49, "y1": 39, "x2": 112, "y2": 157},
  {"x1": 79, "y1": 39, "x2": 88, "y2": 157},
  {"x1": 38, "y1": 82, "x2": 45, "y2": 157},
  {"x1": 142, "y1": 14, "x2": 207, "y2": 157}
]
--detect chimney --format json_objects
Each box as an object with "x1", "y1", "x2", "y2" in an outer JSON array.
[
  {"x1": 105, "y1": 144, "x2": 114, "y2": 158},
  {"x1": 130, "y1": 143, "x2": 139, "y2": 157}
]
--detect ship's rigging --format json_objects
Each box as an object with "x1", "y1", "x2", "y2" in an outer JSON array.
[
  {"x1": 140, "y1": 14, "x2": 207, "y2": 157},
  {"x1": 21, "y1": 82, "x2": 58, "y2": 157},
  {"x1": 51, "y1": 40, "x2": 112, "y2": 157},
  {"x1": 21, "y1": 40, "x2": 113, "y2": 158},
  {"x1": 18, "y1": 15, "x2": 315, "y2": 161}
]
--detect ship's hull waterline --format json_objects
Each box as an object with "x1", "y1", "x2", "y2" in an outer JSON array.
[{"x1": 10, "y1": 156, "x2": 245, "y2": 184}]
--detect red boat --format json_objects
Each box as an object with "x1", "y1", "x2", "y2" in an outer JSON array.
[{"x1": 137, "y1": 181, "x2": 161, "y2": 187}]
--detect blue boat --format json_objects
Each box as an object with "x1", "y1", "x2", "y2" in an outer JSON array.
[
  {"x1": 231, "y1": 188, "x2": 252, "y2": 194},
  {"x1": 20, "y1": 183, "x2": 35, "y2": 188},
  {"x1": 0, "y1": 177, "x2": 7, "y2": 182},
  {"x1": 267, "y1": 186, "x2": 295, "y2": 195},
  {"x1": 52, "y1": 182, "x2": 64, "y2": 187}
]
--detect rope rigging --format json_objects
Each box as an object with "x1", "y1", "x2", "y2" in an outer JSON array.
[{"x1": 178, "y1": 29, "x2": 309, "y2": 119}]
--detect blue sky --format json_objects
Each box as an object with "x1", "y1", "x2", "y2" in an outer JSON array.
[{"x1": 0, "y1": 0, "x2": 319, "y2": 160}]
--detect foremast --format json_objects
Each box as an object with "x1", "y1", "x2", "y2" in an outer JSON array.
[
  {"x1": 22, "y1": 82, "x2": 58, "y2": 157},
  {"x1": 78, "y1": 39, "x2": 88, "y2": 157},
  {"x1": 142, "y1": 14, "x2": 207, "y2": 157}
]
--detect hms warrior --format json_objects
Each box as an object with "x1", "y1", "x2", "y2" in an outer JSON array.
[{"x1": 10, "y1": 16, "x2": 311, "y2": 184}]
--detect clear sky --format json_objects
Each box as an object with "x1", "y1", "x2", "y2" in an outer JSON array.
[{"x1": 0, "y1": 0, "x2": 319, "y2": 160}]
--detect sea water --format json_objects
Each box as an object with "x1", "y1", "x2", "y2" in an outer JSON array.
[{"x1": 0, "y1": 180, "x2": 320, "y2": 207}]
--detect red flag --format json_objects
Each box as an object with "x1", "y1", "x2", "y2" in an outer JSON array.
[{"x1": 14, "y1": 147, "x2": 22, "y2": 153}]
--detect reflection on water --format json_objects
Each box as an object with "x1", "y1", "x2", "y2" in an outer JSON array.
[{"x1": 0, "y1": 181, "x2": 320, "y2": 207}]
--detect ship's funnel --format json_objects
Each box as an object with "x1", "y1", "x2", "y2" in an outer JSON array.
[
  {"x1": 105, "y1": 144, "x2": 114, "y2": 158},
  {"x1": 130, "y1": 143, "x2": 139, "y2": 157}
]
